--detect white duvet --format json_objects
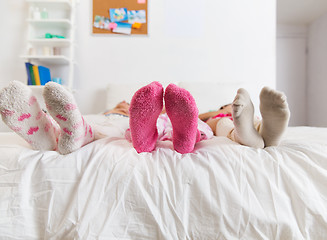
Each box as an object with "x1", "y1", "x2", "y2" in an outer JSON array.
[{"x1": 0, "y1": 115, "x2": 327, "y2": 239}]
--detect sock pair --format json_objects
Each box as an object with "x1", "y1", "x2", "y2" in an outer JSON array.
[
  {"x1": 129, "y1": 82, "x2": 200, "y2": 154},
  {"x1": 230, "y1": 87, "x2": 290, "y2": 148},
  {"x1": 0, "y1": 81, "x2": 94, "y2": 154}
]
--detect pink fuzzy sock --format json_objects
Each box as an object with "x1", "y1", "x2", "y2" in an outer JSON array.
[
  {"x1": 0, "y1": 81, "x2": 59, "y2": 150},
  {"x1": 164, "y1": 83, "x2": 200, "y2": 154},
  {"x1": 43, "y1": 82, "x2": 94, "y2": 154},
  {"x1": 129, "y1": 81, "x2": 164, "y2": 153}
]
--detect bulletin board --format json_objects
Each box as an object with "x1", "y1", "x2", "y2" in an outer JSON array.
[{"x1": 92, "y1": 0, "x2": 148, "y2": 35}]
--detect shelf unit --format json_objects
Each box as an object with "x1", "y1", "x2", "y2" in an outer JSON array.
[
  {"x1": 26, "y1": 0, "x2": 72, "y2": 9},
  {"x1": 21, "y1": 0, "x2": 75, "y2": 89},
  {"x1": 20, "y1": 55, "x2": 70, "y2": 64},
  {"x1": 27, "y1": 19, "x2": 72, "y2": 28},
  {"x1": 28, "y1": 38, "x2": 72, "y2": 47}
]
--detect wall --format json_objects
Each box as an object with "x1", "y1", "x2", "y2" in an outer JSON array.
[
  {"x1": 73, "y1": 0, "x2": 276, "y2": 114},
  {"x1": 0, "y1": 1, "x2": 27, "y2": 89},
  {"x1": 0, "y1": 0, "x2": 276, "y2": 131},
  {"x1": 276, "y1": 25, "x2": 307, "y2": 126},
  {"x1": 307, "y1": 13, "x2": 327, "y2": 127},
  {"x1": 0, "y1": 1, "x2": 28, "y2": 132}
]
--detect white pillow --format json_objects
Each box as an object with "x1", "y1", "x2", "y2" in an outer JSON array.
[
  {"x1": 178, "y1": 81, "x2": 244, "y2": 113},
  {"x1": 105, "y1": 81, "x2": 243, "y2": 114},
  {"x1": 105, "y1": 82, "x2": 143, "y2": 110},
  {"x1": 105, "y1": 81, "x2": 172, "y2": 110}
]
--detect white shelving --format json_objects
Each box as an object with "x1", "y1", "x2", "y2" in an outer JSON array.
[
  {"x1": 21, "y1": 0, "x2": 75, "y2": 89},
  {"x1": 26, "y1": 0, "x2": 72, "y2": 10},
  {"x1": 20, "y1": 55, "x2": 70, "y2": 64},
  {"x1": 27, "y1": 19, "x2": 72, "y2": 28},
  {"x1": 28, "y1": 39, "x2": 72, "y2": 47}
]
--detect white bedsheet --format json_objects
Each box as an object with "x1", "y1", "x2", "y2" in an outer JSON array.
[{"x1": 0, "y1": 115, "x2": 327, "y2": 239}]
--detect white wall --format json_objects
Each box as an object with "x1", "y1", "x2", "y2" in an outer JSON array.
[
  {"x1": 276, "y1": 25, "x2": 307, "y2": 126},
  {"x1": 72, "y1": 0, "x2": 276, "y2": 114},
  {"x1": 307, "y1": 13, "x2": 327, "y2": 127},
  {"x1": 0, "y1": 0, "x2": 276, "y2": 123},
  {"x1": 0, "y1": 1, "x2": 28, "y2": 132},
  {"x1": 276, "y1": 16, "x2": 327, "y2": 127},
  {"x1": 0, "y1": 1, "x2": 27, "y2": 89}
]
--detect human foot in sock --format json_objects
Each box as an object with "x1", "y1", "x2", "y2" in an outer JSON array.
[
  {"x1": 43, "y1": 82, "x2": 94, "y2": 154},
  {"x1": 129, "y1": 81, "x2": 164, "y2": 153},
  {"x1": 259, "y1": 87, "x2": 290, "y2": 147},
  {"x1": 0, "y1": 81, "x2": 59, "y2": 150},
  {"x1": 232, "y1": 88, "x2": 264, "y2": 148},
  {"x1": 164, "y1": 84, "x2": 200, "y2": 154}
]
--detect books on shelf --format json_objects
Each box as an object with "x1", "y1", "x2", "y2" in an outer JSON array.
[
  {"x1": 32, "y1": 65, "x2": 41, "y2": 85},
  {"x1": 25, "y1": 62, "x2": 51, "y2": 85}
]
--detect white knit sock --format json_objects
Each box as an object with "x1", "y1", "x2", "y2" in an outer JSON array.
[
  {"x1": 43, "y1": 82, "x2": 94, "y2": 154},
  {"x1": 0, "y1": 81, "x2": 59, "y2": 150},
  {"x1": 259, "y1": 87, "x2": 290, "y2": 147},
  {"x1": 232, "y1": 88, "x2": 264, "y2": 148}
]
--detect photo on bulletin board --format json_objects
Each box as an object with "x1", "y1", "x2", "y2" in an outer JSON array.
[{"x1": 92, "y1": 0, "x2": 148, "y2": 35}]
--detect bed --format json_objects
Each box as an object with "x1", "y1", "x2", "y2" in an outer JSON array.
[{"x1": 1, "y1": 82, "x2": 327, "y2": 239}]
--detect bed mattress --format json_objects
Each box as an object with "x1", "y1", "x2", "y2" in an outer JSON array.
[{"x1": 0, "y1": 115, "x2": 327, "y2": 239}]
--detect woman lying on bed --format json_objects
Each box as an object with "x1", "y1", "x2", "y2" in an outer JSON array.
[{"x1": 0, "y1": 81, "x2": 289, "y2": 154}]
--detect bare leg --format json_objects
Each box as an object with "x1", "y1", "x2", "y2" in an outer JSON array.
[
  {"x1": 215, "y1": 117, "x2": 234, "y2": 137},
  {"x1": 232, "y1": 88, "x2": 264, "y2": 148},
  {"x1": 259, "y1": 87, "x2": 290, "y2": 147},
  {"x1": 206, "y1": 118, "x2": 219, "y2": 134}
]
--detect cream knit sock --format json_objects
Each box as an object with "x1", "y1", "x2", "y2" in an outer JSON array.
[
  {"x1": 259, "y1": 87, "x2": 290, "y2": 147},
  {"x1": 0, "y1": 81, "x2": 59, "y2": 150},
  {"x1": 43, "y1": 82, "x2": 94, "y2": 154},
  {"x1": 232, "y1": 88, "x2": 264, "y2": 148}
]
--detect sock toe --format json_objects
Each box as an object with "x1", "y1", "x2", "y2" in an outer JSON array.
[
  {"x1": 259, "y1": 87, "x2": 290, "y2": 147},
  {"x1": 164, "y1": 84, "x2": 199, "y2": 154},
  {"x1": 231, "y1": 88, "x2": 264, "y2": 148},
  {"x1": 129, "y1": 81, "x2": 164, "y2": 153},
  {"x1": 0, "y1": 81, "x2": 58, "y2": 150},
  {"x1": 43, "y1": 82, "x2": 94, "y2": 154}
]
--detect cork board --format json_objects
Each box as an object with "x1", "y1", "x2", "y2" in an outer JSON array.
[{"x1": 92, "y1": 0, "x2": 148, "y2": 35}]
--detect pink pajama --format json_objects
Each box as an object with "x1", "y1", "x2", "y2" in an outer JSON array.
[
  {"x1": 156, "y1": 113, "x2": 213, "y2": 141},
  {"x1": 125, "y1": 113, "x2": 213, "y2": 143}
]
